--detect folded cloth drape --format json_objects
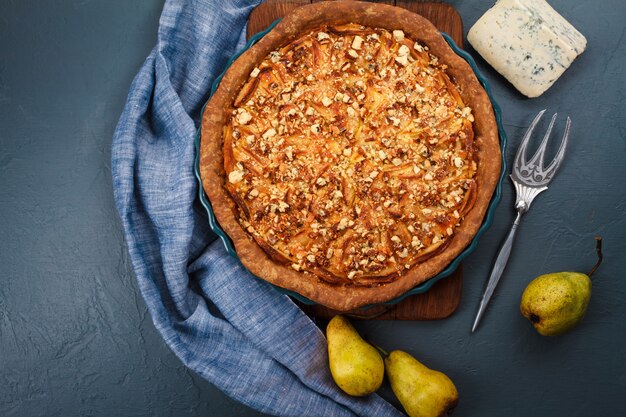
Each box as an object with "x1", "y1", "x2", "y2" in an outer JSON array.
[{"x1": 111, "y1": 1, "x2": 402, "y2": 415}]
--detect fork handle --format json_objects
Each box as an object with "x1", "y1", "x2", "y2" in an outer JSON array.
[
  {"x1": 487, "y1": 211, "x2": 523, "y2": 295},
  {"x1": 472, "y1": 210, "x2": 524, "y2": 332}
]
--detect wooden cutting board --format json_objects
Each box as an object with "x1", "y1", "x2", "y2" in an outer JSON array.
[{"x1": 247, "y1": 0, "x2": 464, "y2": 320}]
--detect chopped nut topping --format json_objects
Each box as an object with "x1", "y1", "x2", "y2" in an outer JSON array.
[
  {"x1": 395, "y1": 54, "x2": 409, "y2": 67},
  {"x1": 462, "y1": 106, "x2": 475, "y2": 122},
  {"x1": 262, "y1": 128, "x2": 277, "y2": 139},
  {"x1": 278, "y1": 201, "x2": 289, "y2": 212},
  {"x1": 317, "y1": 32, "x2": 330, "y2": 41},
  {"x1": 352, "y1": 35, "x2": 364, "y2": 50},
  {"x1": 226, "y1": 24, "x2": 477, "y2": 284},
  {"x1": 228, "y1": 169, "x2": 244, "y2": 184},
  {"x1": 337, "y1": 217, "x2": 350, "y2": 230},
  {"x1": 236, "y1": 110, "x2": 252, "y2": 125}
]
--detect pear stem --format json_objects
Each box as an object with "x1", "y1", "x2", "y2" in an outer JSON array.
[
  {"x1": 372, "y1": 344, "x2": 389, "y2": 358},
  {"x1": 587, "y1": 236, "x2": 603, "y2": 278},
  {"x1": 364, "y1": 336, "x2": 389, "y2": 357}
]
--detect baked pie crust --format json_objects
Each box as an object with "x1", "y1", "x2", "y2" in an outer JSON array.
[{"x1": 200, "y1": 1, "x2": 501, "y2": 311}]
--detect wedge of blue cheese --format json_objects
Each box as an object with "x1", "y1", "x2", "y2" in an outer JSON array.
[{"x1": 468, "y1": 0, "x2": 587, "y2": 98}]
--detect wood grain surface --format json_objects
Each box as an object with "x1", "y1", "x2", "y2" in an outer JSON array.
[{"x1": 247, "y1": 0, "x2": 464, "y2": 320}]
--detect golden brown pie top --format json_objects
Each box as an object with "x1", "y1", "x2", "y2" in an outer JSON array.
[{"x1": 223, "y1": 23, "x2": 477, "y2": 286}]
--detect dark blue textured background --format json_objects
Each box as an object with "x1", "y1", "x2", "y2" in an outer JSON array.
[{"x1": 1, "y1": 1, "x2": 624, "y2": 416}]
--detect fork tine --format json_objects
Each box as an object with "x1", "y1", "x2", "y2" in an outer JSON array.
[
  {"x1": 514, "y1": 109, "x2": 546, "y2": 167},
  {"x1": 527, "y1": 113, "x2": 558, "y2": 168},
  {"x1": 544, "y1": 116, "x2": 571, "y2": 174}
]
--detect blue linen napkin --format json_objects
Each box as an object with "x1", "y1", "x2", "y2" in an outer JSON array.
[{"x1": 111, "y1": 1, "x2": 403, "y2": 415}]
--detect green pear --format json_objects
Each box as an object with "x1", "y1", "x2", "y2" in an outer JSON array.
[
  {"x1": 385, "y1": 350, "x2": 458, "y2": 417},
  {"x1": 326, "y1": 315, "x2": 384, "y2": 396},
  {"x1": 520, "y1": 237, "x2": 603, "y2": 336},
  {"x1": 520, "y1": 272, "x2": 591, "y2": 335}
]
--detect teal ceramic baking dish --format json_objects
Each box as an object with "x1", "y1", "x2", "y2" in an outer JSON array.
[{"x1": 194, "y1": 20, "x2": 508, "y2": 307}]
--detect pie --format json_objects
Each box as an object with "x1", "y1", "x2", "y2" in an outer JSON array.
[{"x1": 200, "y1": 1, "x2": 501, "y2": 311}]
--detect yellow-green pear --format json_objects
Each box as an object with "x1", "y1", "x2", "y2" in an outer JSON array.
[
  {"x1": 520, "y1": 272, "x2": 591, "y2": 335},
  {"x1": 520, "y1": 237, "x2": 603, "y2": 336},
  {"x1": 326, "y1": 315, "x2": 384, "y2": 396},
  {"x1": 385, "y1": 350, "x2": 458, "y2": 417}
]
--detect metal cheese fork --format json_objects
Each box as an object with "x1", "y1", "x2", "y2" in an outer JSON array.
[{"x1": 471, "y1": 110, "x2": 571, "y2": 333}]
